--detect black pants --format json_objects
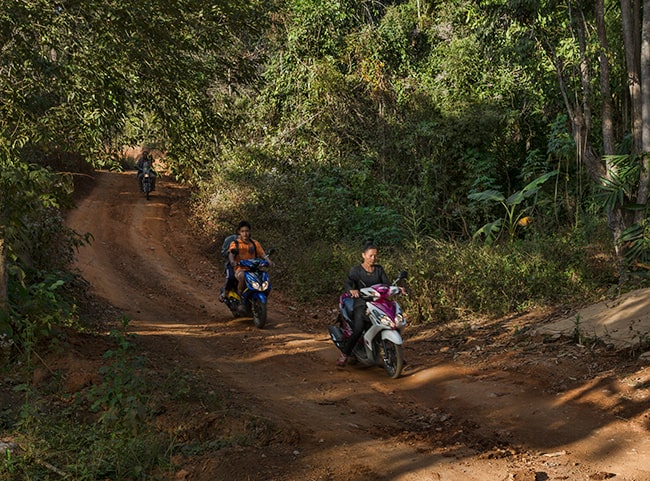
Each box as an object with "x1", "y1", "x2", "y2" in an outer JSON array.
[
  {"x1": 223, "y1": 262, "x2": 236, "y2": 291},
  {"x1": 341, "y1": 299, "x2": 367, "y2": 356}
]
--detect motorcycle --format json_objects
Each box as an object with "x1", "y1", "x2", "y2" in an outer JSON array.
[
  {"x1": 328, "y1": 271, "x2": 408, "y2": 379},
  {"x1": 220, "y1": 251, "x2": 273, "y2": 328},
  {"x1": 141, "y1": 167, "x2": 154, "y2": 200}
]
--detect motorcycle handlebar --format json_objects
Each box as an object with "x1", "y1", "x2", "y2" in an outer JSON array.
[{"x1": 357, "y1": 290, "x2": 406, "y2": 302}]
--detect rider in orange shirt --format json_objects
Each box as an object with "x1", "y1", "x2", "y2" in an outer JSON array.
[{"x1": 227, "y1": 221, "x2": 272, "y2": 296}]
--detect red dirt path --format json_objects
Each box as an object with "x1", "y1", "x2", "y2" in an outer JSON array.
[{"x1": 65, "y1": 170, "x2": 650, "y2": 481}]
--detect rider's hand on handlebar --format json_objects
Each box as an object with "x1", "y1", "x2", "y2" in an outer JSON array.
[
  {"x1": 350, "y1": 289, "x2": 360, "y2": 298},
  {"x1": 262, "y1": 255, "x2": 274, "y2": 268}
]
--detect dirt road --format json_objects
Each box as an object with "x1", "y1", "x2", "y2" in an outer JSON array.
[{"x1": 66, "y1": 171, "x2": 650, "y2": 481}]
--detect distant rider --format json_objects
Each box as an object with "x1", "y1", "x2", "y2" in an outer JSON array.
[{"x1": 136, "y1": 149, "x2": 157, "y2": 192}]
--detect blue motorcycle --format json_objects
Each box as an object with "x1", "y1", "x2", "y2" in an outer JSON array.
[{"x1": 221, "y1": 255, "x2": 272, "y2": 328}]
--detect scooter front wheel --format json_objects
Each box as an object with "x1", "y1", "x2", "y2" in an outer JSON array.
[
  {"x1": 251, "y1": 299, "x2": 267, "y2": 328},
  {"x1": 381, "y1": 339, "x2": 404, "y2": 379}
]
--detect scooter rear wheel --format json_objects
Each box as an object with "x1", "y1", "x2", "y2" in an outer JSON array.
[
  {"x1": 382, "y1": 340, "x2": 404, "y2": 379},
  {"x1": 251, "y1": 299, "x2": 267, "y2": 328}
]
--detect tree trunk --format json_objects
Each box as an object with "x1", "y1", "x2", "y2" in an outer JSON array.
[
  {"x1": 596, "y1": 0, "x2": 614, "y2": 156},
  {"x1": 639, "y1": 0, "x2": 650, "y2": 165},
  {"x1": 621, "y1": 0, "x2": 647, "y2": 222},
  {"x1": 641, "y1": 0, "x2": 650, "y2": 215},
  {"x1": 596, "y1": 0, "x2": 627, "y2": 281},
  {"x1": 621, "y1": 0, "x2": 643, "y2": 155},
  {"x1": 572, "y1": 16, "x2": 607, "y2": 180},
  {"x1": 0, "y1": 237, "x2": 7, "y2": 312}
]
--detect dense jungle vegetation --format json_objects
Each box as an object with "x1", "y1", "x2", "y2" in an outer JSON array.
[{"x1": 1, "y1": 0, "x2": 650, "y2": 477}]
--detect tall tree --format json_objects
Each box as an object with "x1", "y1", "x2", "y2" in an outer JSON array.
[
  {"x1": 595, "y1": 0, "x2": 628, "y2": 277},
  {"x1": 642, "y1": 0, "x2": 650, "y2": 217}
]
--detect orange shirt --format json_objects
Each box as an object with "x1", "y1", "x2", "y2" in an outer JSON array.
[{"x1": 228, "y1": 239, "x2": 266, "y2": 270}]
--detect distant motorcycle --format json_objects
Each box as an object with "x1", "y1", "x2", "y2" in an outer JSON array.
[
  {"x1": 221, "y1": 251, "x2": 273, "y2": 328},
  {"x1": 141, "y1": 167, "x2": 154, "y2": 200},
  {"x1": 328, "y1": 271, "x2": 408, "y2": 378}
]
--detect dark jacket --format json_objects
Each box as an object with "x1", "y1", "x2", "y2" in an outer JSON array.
[{"x1": 345, "y1": 264, "x2": 390, "y2": 292}]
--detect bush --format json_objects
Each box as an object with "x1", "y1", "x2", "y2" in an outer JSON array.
[{"x1": 403, "y1": 235, "x2": 616, "y2": 323}]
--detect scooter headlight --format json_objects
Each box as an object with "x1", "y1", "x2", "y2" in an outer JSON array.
[
  {"x1": 379, "y1": 315, "x2": 395, "y2": 327},
  {"x1": 395, "y1": 313, "x2": 406, "y2": 328},
  {"x1": 250, "y1": 280, "x2": 269, "y2": 291}
]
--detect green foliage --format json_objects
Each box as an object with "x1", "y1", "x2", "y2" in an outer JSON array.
[
  {"x1": 282, "y1": 241, "x2": 350, "y2": 302},
  {"x1": 466, "y1": 148, "x2": 502, "y2": 194},
  {"x1": 286, "y1": 0, "x2": 356, "y2": 57},
  {"x1": 188, "y1": 0, "x2": 625, "y2": 314},
  {"x1": 8, "y1": 421, "x2": 169, "y2": 480},
  {"x1": 594, "y1": 153, "x2": 650, "y2": 270},
  {"x1": 84, "y1": 318, "x2": 148, "y2": 431},
  {"x1": 0, "y1": 0, "x2": 269, "y2": 178},
  {"x1": 0, "y1": 155, "x2": 90, "y2": 354},
  {"x1": 404, "y1": 234, "x2": 613, "y2": 322},
  {"x1": 0, "y1": 314, "x2": 288, "y2": 480},
  {"x1": 546, "y1": 114, "x2": 575, "y2": 166},
  {"x1": 8, "y1": 271, "x2": 77, "y2": 363},
  {"x1": 2, "y1": 327, "x2": 170, "y2": 480},
  {"x1": 348, "y1": 205, "x2": 404, "y2": 245},
  {"x1": 0, "y1": 0, "x2": 632, "y2": 364},
  {"x1": 469, "y1": 170, "x2": 559, "y2": 244},
  {"x1": 599, "y1": 154, "x2": 643, "y2": 212},
  {"x1": 620, "y1": 220, "x2": 650, "y2": 270}
]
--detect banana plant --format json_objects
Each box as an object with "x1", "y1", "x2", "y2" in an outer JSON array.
[{"x1": 469, "y1": 170, "x2": 558, "y2": 244}]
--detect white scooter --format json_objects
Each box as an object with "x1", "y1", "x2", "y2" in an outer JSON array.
[{"x1": 328, "y1": 271, "x2": 408, "y2": 378}]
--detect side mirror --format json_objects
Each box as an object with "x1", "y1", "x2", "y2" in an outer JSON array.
[
  {"x1": 267, "y1": 248, "x2": 275, "y2": 256},
  {"x1": 399, "y1": 271, "x2": 408, "y2": 279}
]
